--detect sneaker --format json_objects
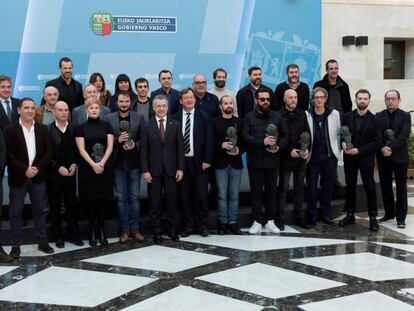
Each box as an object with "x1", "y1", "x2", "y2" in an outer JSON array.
[
  {"x1": 248, "y1": 221, "x2": 262, "y2": 234},
  {"x1": 264, "y1": 220, "x2": 280, "y2": 233}
]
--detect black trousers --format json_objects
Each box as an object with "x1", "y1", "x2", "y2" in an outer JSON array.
[
  {"x1": 180, "y1": 157, "x2": 209, "y2": 230},
  {"x1": 344, "y1": 157, "x2": 377, "y2": 217},
  {"x1": 48, "y1": 175, "x2": 80, "y2": 240},
  {"x1": 148, "y1": 171, "x2": 178, "y2": 233},
  {"x1": 9, "y1": 180, "x2": 48, "y2": 246},
  {"x1": 378, "y1": 157, "x2": 408, "y2": 222},
  {"x1": 248, "y1": 166, "x2": 278, "y2": 223},
  {"x1": 278, "y1": 157, "x2": 306, "y2": 222}
]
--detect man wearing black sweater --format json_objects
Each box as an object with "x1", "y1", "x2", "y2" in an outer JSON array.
[{"x1": 212, "y1": 95, "x2": 244, "y2": 235}]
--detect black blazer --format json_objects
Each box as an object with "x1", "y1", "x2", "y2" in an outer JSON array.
[
  {"x1": 341, "y1": 110, "x2": 381, "y2": 166},
  {"x1": 236, "y1": 83, "x2": 274, "y2": 119},
  {"x1": 0, "y1": 130, "x2": 6, "y2": 177},
  {"x1": 45, "y1": 76, "x2": 83, "y2": 111},
  {"x1": 171, "y1": 109, "x2": 214, "y2": 173},
  {"x1": 376, "y1": 108, "x2": 412, "y2": 163},
  {"x1": 140, "y1": 118, "x2": 185, "y2": 177},
  {"x1": 0, "y1": 97, "x2": 20, "y2": 131},
  {"x1": 5, "y1": 122, "x2": 52, "y2": 187}
]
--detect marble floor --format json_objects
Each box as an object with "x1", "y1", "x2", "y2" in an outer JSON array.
[{"x1": 1, "y1": 216, "x2": 414, "y2": 311}]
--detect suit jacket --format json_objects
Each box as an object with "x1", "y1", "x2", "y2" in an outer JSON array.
[
  {"x1": 171, "y1": 109, "x2": 214, "y2": 173},
  {"x1": 236, "y1": 83, "x2": 274, "y2": 119},
  {"x1": 4, "y1": 122, "x2": 52, "y2": 187},
  {"x1": 0, "y1": 97, "x2": 20, "y2": 131},
  {"x1": 140, "y1": 117, "x2": 185, "y2": 177},
  {"x1": 342, "y1": 110, "x2": 381, "y2": 166},
  {"x1": 0, "y1": 130, "x2": 6, "y2": 177},
  {"x1": 376, "y1": 108, "x2": 412, "y2": 163},
  {"x1": 104, "y1": 111, "x2": 145, "y2": 164},
  {"x1": 71, "y1": 104, "x2": 111, "y2": 131}
]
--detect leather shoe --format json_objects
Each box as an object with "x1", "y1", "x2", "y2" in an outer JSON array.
[
  {"x1": 398, "y1": 221, "x2": 406, "y2": 229},
  {"x1": 119, "y1": 231, "x2": 130, "y2": 244},
  {"x1": 227, "y1": 223, "x2": 243, "y2": 235},
  {"x1": 131, "y1": 229, "x2": 145, "y2": 242},
  {"x1": 276, "y1": 221, "x2": 285, "y2": 231},
  {"x1": 38, "y1": 243, "x2": 54, "y2": 254},
  {"x1": 10, "y1": 246, "x2": 21, "y2": 259},
  {"x1": 168, "y1": 230, "x2": 180, "y2": 242},
  {"x1": 294, "y1": 217, "x2": 309, "y2": 229},
  {"x1": 218, "y1": 223, "x2": 227, "y2": 235},
  {"x1": 0, "y1": 248, "x2": 13, "y2": 263},
  {"x1": 379, "y1": 215, "x2": 394, "y2": 223},
  {"x1": 68, "y1": 238, "x2": 85, "y2": 246},
  {"x1": 338, "y1": 214, "x2": 355, "y2": 226},
  {"x1": 320, "y1": 216, "x2": 335, "y2": 225},
  {"x1": 153, "y1": 233, "x2": 162, "y2": 244},
  {"x1": 180, "y1": 227, "x2": 194, "y2": 237},
  {"x1": 369, "y1": 217, "x2": 379, "y2": 231},
  {"x1": 55, "y1": 238, "x2": 65, "y2": 249},
  {"x1": 199, "y1": 228, "x2": 209, "y2": 237}
]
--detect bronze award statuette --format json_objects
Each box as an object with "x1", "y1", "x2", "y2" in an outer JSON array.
[
  {"x1": 266, "y1": 123, "x2": 278, "y2": 152},
  {"x1": 339, "y1": 125, "x2": 353, "y2": 150},
  {"x1": 299, "y1": 131, "x2": 311, "y2": 157},
  {"x1": 384, "y1": 128, "x2": 395, "y2": 146},
  {"x1": 226, "y1": 126, "x2": 239, "y2": 155},
  {"x1": 119, "y1": 120, "x2": 134, "y2": 148}
]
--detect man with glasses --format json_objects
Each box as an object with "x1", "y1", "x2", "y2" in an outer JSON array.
[
  {"x1": 242, "y1": 88, "x2": 288, "y2": 234},
  {"x1": 193, "y1": 74, "x2": 220, "y2": 118},
  {"x1": 376, "y1": 90, "x2": 412, "y2": 228}
]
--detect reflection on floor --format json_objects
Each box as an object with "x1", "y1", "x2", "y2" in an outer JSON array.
[{"x1": 2, "y1": 217, "x2": 414, "y2": 310}]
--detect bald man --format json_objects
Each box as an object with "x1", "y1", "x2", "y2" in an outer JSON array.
[
  {"x1": 193, "y1": 74, "x2": 220, "y2": 118},
  {"x1": 35, "y1": 86, "x2": 59, "y2": 124},
  {"x1": 277, "y1": 89, "x2": 310, "y2": 229}
]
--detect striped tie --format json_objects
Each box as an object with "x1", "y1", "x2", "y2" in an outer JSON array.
[{"x1": 184, "y1": 112, "x2": 191, "y2": 155}]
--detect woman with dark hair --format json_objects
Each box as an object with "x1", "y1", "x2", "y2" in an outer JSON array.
[
  {"x1": 109, "y1": 73, "x2": 137, "y2": 112},
  {"x1": 89, "y1": 72, "x2": 111, "y2": 107}
]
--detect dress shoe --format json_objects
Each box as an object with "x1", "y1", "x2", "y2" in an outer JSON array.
[
  {"x1": 307, "y1": 219, "x2": 317, "y2": 228},
  {"x1": 379, "y1": 215, "x2": 394, "y2": 223},
  {"x1": 119, "y1": 231, "x2": 130, "y2": 244},
  {"x1": 168, "y1": 230, "x2": 180, "y2": 242},
  {"x1": 38, "y1": 243, "x2": 54, "y2": 254},
  {"x1": 199, "y1": 228, "x2": 209, "y2": 237},
  {"x1": 153, "y1": 233, "x2": 162, "y2": 244},
  {"x1": 218, "y1": 223, "x2": 227, "y2": 235},
  {"x1": 369, "y1": 217, "x2": 379, "y2": 231},
  {"x1": 320, "y1": 216, "x2": 335, "y2": 225},
  {"x1": 180, "y1": 227, "x2": 194, "y2": 237},
  {"x1": 334, "y1": 180, "x2": 344, "y2": 188},
  {"x1": 10, "y1": 246, "x2": 21, "y2": 259},
  {"x1": 338, "y1": 213, "x2": 355, "y2": 226},
  {"x1": 68, "y1": 238, "x2": 85, "y2": 246},
  {"x1": 131, "y1": 229, "x2": 145, "y2": 242},
  {"x1": 227, "y1": 223, "x2": 243, "y2": 235},
  {"x1": 55, "y1": 238, "x2": 65, "y2": 249},
  {"x1": 276, "y1": 221, "x2": 285, "y2": 231},
  {"x1": 294, "y1": 217, "x2": 309, "y2": 229},
  {"x1": 398, "y1": 221, "x2": 406, "y2": 229},
  {"x1": 98, "y1": 223, "x2": 109, "y2": 246},
  {"x1": 0, "y1": 248, "x2": 13, "y2": 263}
]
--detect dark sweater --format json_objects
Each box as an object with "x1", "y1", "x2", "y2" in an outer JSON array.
[{"x1": 271, "y1": 82, "x2": 310, "y2": 111}]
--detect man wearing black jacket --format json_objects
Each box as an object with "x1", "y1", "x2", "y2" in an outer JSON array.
[
  {"x1": 212, "y1": 95, "x2": 244, "y2": 235},
  {"x1": 242, "y1": 88, "x2": 288, "y2": 234},
  {"x1": 338, "y1": 89, "x2": 381, "y2": 231},
  {"x1": 237, "y1": 66, "x2": 273, "y2": 118},
  {"x1": 376, "y1": 90, "x2": 412, "y2": 228},
  {"x1": 277, "y1": 89, "x2": 310, "y2": 230}
]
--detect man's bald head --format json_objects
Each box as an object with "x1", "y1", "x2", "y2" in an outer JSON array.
[
  {"x1": 283, "y1": 89, "x2": 298, "y2": 111},
  {"x1": 43, "y1": 86, "x2": 59, "y2": 107},
  {"x1": 53, "y1": 100, "x2": 70, "y2": 122}
]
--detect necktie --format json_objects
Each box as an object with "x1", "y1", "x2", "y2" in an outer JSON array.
[
  {"x1": 159, "y1": 118, "x2": 165, "y2": 141},
  {"x1": 5, "y1": 100, "x2": 11, "y2": 121},
  {"x1": 184, "y1": 113, "x2": 191, "y2": 154}
]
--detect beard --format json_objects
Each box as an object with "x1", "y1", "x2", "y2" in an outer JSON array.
[
  {"x1": 288, "y1": 76, "x2": 299, "y2": 84},
  {"x1": 118, "y1": 106, "x2": 130, "y2": 113},
  {"x1": 223, "y1": 107, "x2": 233, "y2": 114},
  {"x1": 251, "y1": 78, "x2": 261, "y2": 86},
  {"x1": 214, "y1": 80, "x2": 225, "y2": 88},
  {"x1": 357, "y1": 103, "x2": 368, "y2": 110},
  {"x1": 257, "y1": 103, "x2": 269, "y2": 114}
]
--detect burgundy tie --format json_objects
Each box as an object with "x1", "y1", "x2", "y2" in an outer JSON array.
[{"x1": 159, "y1": 118, "x2": 165, "y2": 141}]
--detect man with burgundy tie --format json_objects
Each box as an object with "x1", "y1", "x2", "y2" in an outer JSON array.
[{"x1": 140, "y1": 95, "x2": 184, "y2": 243}]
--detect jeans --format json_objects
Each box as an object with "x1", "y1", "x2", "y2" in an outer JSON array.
[
  {"x1": 215, "y1": 166, "x2": 242, "y2": 224},
  {"x1": 114, "y1": 168, "x2": 141, "y2": 231}
]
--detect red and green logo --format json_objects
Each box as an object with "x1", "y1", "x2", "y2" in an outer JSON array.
[{"x1": 90, "y1": 13, "x2": 114, "y2": 36}]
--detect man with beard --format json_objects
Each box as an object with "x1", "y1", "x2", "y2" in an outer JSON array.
[
  {"x1": 271, "y1": 64, "x2": 310, "y2": 111},
  {"x1": 242, "y1": 88, "x2": 288, "y2": 234},
  {"x1": 193, "y1": 74, "x2": 220, "y2": 118},
  {"x1": 212, "y1": 95, "x2": 244, "y2": 235},
  {"x1": 277, "y1": 89, "x2": 310, "y2": 230},
  {"x1": 45, "y1": 57, "x2": 83, "y2": 111},
  {"x1": 151, "y1": 70, "x2": 180, "y2": 116},
  {"x1": 237, "y1": 67, "x2": 273, "y2": 118},
  {"x1": 376, "y1": 90, "x2": 412, "y2": 228},
  {"x1": 105, "y1": 90, "x2": 145, "y2": 243},
  {"x1": 35, "y1": 86, "x2": 59, "y2": 125},
  {"x1": 209, "y1": 68, "x2": 238, "y2": 117},
  {"x1": 338, "y1": 89, "x2": 381, "y2": 231}
]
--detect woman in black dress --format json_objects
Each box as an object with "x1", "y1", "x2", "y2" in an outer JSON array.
[{"x1": 75, "y1": 97, "x2": 114, "y2": 246}]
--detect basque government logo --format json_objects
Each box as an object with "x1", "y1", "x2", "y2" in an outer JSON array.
[{"x1": 90, "y1": 13, "x2": 114, "y2": 36}]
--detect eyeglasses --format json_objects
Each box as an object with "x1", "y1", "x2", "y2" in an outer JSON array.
[
  {"x1": 313, "y1": 96, "x2": 326, "y2": 100},
  {"x1": 194, "y1": 81, "x2": 206, "y2": 85},
  {"x1": 385, "y1": 97, "x2": 399, "y2": 102},
  {"x1": 257, "y1": 97, "x2": 270, "y2": 102}
]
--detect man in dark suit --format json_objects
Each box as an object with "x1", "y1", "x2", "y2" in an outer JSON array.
[
  {"x1": 45, "y1": 57, "x2": 83, "y2": 111},
  {"x1": 193, "y1": 74, "x2": 220, "y2": 118},
  {"x1": 0, "y1": 75, "x2": 20, "y2": 131},
  {"x1": 376, "y1": 90, "x2": 412, "y2": 228},
  {"x1": 105, "y1": 90, "x2": 145, "y2": 243},
  {"x1": 5, "y1": 97, "x2": 54, "y2": 258},
  {"x1": 141, "y1": 95, "x2": 185, "y2": 243},
  {"x1": 338, "y1": 89, "x2": 382, "y2": 231},
  {"x1": 171, "y1": 88, "x2": 214, "y2": 237}
]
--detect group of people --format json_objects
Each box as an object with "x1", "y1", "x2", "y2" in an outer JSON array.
[{"x1": 0, "y1": 56, "x2": 410, "y2": 263}]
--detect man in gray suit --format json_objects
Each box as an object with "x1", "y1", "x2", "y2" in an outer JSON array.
[
  {"x1": 71, "y1": 84, "x2": 110, "y2": 130},
  {"x1": 105, "y1": 90, "x2": 145, "y2": 243}
]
